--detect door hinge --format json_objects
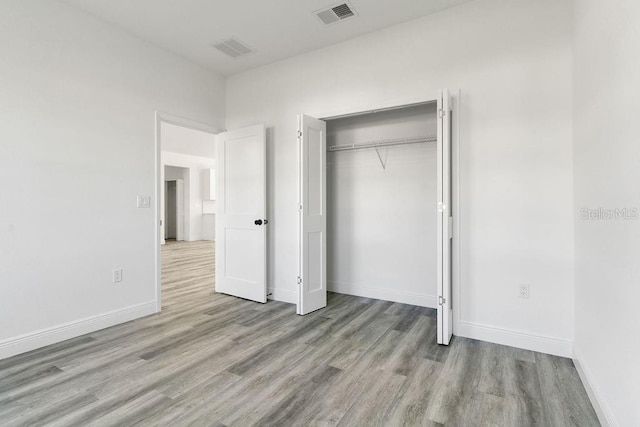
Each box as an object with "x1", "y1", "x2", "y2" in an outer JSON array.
[
  {"x1": 297, "y1": 131, "x2": 302, "y2": 139},
  {"x1": 438, "y1": 202, "x2": 446, "y2": 213},
  {"x1": 438, "y1": 109, "x2": 446, "y2": 119},
  {"x1": 297, "y1": 276, "x2": 302, "y2": 285},
  {"x1": 439, "y1": 296, "x2": 447, "y2": 306},
  {"x1": 298, "y1": 204, "x2": 303, "y2": 211}
]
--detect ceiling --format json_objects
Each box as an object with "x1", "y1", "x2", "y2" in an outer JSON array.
[{"x1": 61, "y1": 0, "x2": 473, "y2": 76}]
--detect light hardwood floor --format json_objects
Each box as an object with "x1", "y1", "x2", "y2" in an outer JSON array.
[{"x1": 0, "y1": 240, "x2": 599, "y2": 426}]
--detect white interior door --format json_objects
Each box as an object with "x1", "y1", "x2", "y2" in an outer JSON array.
[
  {"x1": 175, "y1": 179, "x2": 185, "y2": 241},
  {"x1": 437, "y1": 89, "x2": 453, "y2": 345},
  {"x1": 297, "y1": 114, "x2": 327, "y2": 315},
  {"x1": 215, "y1": 124, "x2": 267, "y2": 303}
]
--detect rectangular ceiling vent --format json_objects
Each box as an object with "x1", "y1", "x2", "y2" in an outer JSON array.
[
  {"x1": 212, "y1": 37, "x2": 255, "y2": 59},
  {"x1": 315, "y1": 2, "x2": 357, "y2": 25}
]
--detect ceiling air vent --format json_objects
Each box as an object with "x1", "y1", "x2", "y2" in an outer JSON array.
[
  {"x1": 212, "y1": 37, "x2": 255, "y2": 59},
  {"x1": 315, "y1": 2, "x2": 357, "y2": 25}
]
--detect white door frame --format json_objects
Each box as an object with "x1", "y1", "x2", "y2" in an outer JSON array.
[
  {"x1": 437, "y1": 89, "x2": 453, "y2": 345},
  {"x1": 311, "y1": 92, "x2": 462, "y2": 335},
  {"x1": 154, "y1": 112, "x2": 221, "y2": 313}
]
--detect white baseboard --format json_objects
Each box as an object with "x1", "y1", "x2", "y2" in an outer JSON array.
[
  {"x1": 573, "y1": 347, "x2": 617, "y2": 427},
  {"x1": 328, "y1": 281, "x2": 437, "y2": 308},
  {"x1": 267, "y1": 288, "x2": 297, "y2": 304},
  {"x1": 0, "y1": 300, "x2": 157, "y2": 360},
  {"x1": 458, "y1": 320, "x2": 573, "y2": 358}
]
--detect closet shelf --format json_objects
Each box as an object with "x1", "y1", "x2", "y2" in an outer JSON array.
[{"x1": 327, "y1": 135, "x2": 436, "y2": 152}]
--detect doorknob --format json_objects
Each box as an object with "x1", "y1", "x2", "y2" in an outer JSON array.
[{"x1": 254, "y1": 219, "x2": 263, "y2": 225}]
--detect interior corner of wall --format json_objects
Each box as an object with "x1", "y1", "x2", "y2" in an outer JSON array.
[{"x1": 572, "y1": 345, "x2": 617, "y2": 427}]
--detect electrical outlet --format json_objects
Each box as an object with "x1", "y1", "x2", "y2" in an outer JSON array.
[
  {"x1": 113, "y1": 268, "x2": 123, "y2": 283},
  {"x1": 518, "y1": 284, "x2": 530, "y2": 299}
]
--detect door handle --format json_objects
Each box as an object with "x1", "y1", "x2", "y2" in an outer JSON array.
[{"x1": 254, "y1": 219, "x2": 263, "y2": 226}]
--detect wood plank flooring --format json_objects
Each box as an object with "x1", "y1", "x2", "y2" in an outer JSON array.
[{"x1": 0, "y1": 240, "x2": 599, "y2": 426}]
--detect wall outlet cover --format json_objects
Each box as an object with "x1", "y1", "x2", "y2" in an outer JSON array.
[{"x1": 113, "y1": 268, "x2": 123, "y2": 283}]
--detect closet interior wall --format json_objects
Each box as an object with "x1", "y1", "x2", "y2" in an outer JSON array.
[{"x1": 326, "y1": 103, "x2": 438, "y2": 308}]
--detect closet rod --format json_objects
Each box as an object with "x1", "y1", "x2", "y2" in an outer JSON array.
[{"x1": 328, "y1": 135, "x2": 436, "y2": 152}]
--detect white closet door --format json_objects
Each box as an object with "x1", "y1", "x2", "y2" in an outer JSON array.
[
  {"x1": 215, "y1": 124, "x2": 267, "y2": 303},
  {"x1": 297, "y1": 114, "x2": 327, "y2": 315},
  {"x1": 437, "y1": 89, "x2": 453, "y2": 345}
]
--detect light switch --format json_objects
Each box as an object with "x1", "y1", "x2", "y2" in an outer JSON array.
[{"x1": 137, "y1": 196, "x2": 151, "y2": 208}]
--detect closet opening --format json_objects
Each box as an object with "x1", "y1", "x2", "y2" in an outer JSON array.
[
  {"x1": 297, "y1": 89, "x2": 454, "y2": 344},
  {"x1": 324, "y1": 102, "x2": 439, "y2": 310}
]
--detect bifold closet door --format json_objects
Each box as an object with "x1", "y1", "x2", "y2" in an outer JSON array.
[
  {"x1": 297, "y1": 114, "x2": 327, "y2": 315},
  {"x1": 437, "y1": 89, "x2": 453, "y2": 345},
  {"x1": 215, "y1": 124, "x2": 267, "y2": 303}
]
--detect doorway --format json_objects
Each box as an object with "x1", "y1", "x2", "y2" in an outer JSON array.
[
  {"x1": 154, "y1": 113, "x2": 220, "y2": 312},
  {"x1": 326, "y1": 102, "x2": 438, "y2": 306},
  {"x1": 164, "y1": 175, "x2": 185, "y2": 242},
  {"x1": 155, "y1": 115, "x2": 269, "y2": 309},
  {"x1": 297, "y1": 89, "x2": 456, "y2": 345}
]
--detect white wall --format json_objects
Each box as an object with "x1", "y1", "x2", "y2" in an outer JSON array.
[
  {"x1": 161, "y1": 122, "x2": 217, "y2": 159},
  {"x1": 226, "y1": 0, "x2": 575, "y2": 356},
  {"x1": 164, "y1": 166, "x2": 188, "y2": 181},
  {"x1": 161, "y1": 152, "x2": 216, "y2": 241},
  {"x1": 0, "y1": 0, "x2": 225, "y2": 358},
  {"x1": 573, "y1": 1, "x2": 640, "y2": 425},
  {"x1": 327, "y1": 104, "x2": 438, "y2": 307}
]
